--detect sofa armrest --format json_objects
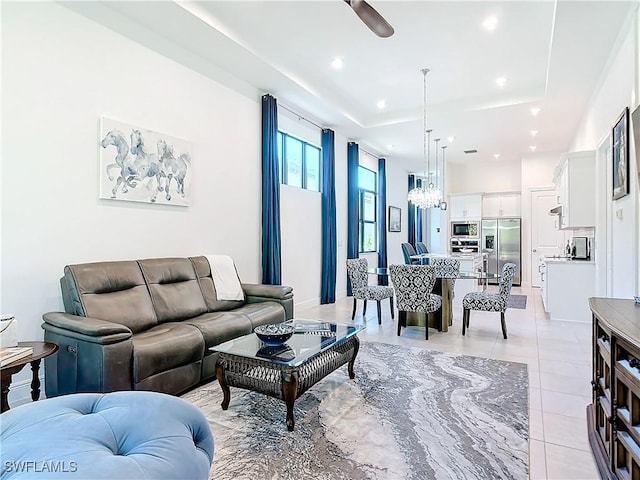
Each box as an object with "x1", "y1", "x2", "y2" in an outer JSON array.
[
  {"x1": 241, "y1": 283, "x2": 293, "y2": 300},
  {"x1": 242, "y1": 284, "x2": 294, "y2": 320},
  {"x1": 42, "y1": 312, "x2": 134, "y2": 397},
  {"x1": 42, "y1": 312, "x2": 132, "y2": 344}
]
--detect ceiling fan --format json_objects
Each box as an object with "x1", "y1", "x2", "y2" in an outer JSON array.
[{"x1": 344, "y1": 0, "x2": 395, "y2": 38}]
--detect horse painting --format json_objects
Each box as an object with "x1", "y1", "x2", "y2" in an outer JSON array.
[
  {"x1": 100, "y1": 130, "x2": 137, "y2": 198},
  {"x1": 100, "y1": 118, "x2": 191, "y2": 205}
]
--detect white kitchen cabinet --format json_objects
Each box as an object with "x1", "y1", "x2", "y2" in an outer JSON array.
[
  {"x1": 552, "y1": 151, "x2": 595, "y2": 229},
  {"x1": 482, "y1": 192, "x2": 521, "y2": 218},
  {"x1": 449, "y1": 194, "x2": 482, "y2": 220},
  {"x1": 545, "y1": 259, "x2": 595, "y2": 322},
  {"x1": 540, "y1": 258, "x2": 549, "y2": 312}
]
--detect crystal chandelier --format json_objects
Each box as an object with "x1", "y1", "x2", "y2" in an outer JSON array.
[{"x1": 408, "y1": 68, "x2": 442, "y2": 209}]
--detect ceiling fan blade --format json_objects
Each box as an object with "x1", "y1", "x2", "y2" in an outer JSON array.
[{"x1": 344, "y1": 0, "x2": 394, "y2": 38}]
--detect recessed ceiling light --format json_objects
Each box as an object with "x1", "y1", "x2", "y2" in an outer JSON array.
[
  {"x1": 376, "y1": 100, "x2": 386, "y2": 109},
  {"x1": 496, "y1": 76, "x2": 506, "y2": 88},
  {"x1": 494, "y1": 153, "x2": 500, "y2": 159},
  {"x1": 531, "y1": 130, "x2": 538, "y2": 137},
  {"x1": 447, "y1": 136, "x2": 455, "y2": 143},
  {"x1": 482, "y1": 15, "x2": 498, "y2": 31},
  {"x1": 530, "y1": 145, "x2": 537, "y2": 151},
  {"x1": 531, "y1": 107, "x2": 541, "y2": 116},
  {"x1": 331, "y1": 57, "x2": 343, "y2": 70},
  {"x1": 387, "y1": 144, "x2": 395, "y2": 150}
]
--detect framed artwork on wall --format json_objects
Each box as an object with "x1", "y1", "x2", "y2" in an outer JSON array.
[
  {"x1": 612, "y1": 107, "x2": 629, "y2": 200},
  {"x1": 388, "y1": 206, "x2": 401, "y2": 232},
  {"x1": 99, "y1": 117, "x2": 192, "y2": 206}
]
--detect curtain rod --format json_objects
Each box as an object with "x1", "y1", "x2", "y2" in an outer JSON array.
[
  {"x1": 278, "y1": 103, "x2": 324, "y2": 131},
  {"x1": 360, "y1": 147, "x2": 382, "y2": 160},
  {"x1": 278, "y1": 100, "x2": 383, "y2": 159}
]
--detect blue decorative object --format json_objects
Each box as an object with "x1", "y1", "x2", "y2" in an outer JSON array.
[
  {"x1": 377, "y1": 158, "x2": 388, "y2": 286},
  {"x1": 254, "y1": 323, "x2": 295, "y2": 345},
  {"x1": 261, "y1": 94, "x2": 281, "y2": 285},
  {"x1": 0, "y1": 391, "x2": 214, "y2": 479},
  {"x1": 321, "y1": 128, "x2": 337, "y2": 304},
  {"x1": 346, "y1": 142, "x2": 359, "y2": 296}
]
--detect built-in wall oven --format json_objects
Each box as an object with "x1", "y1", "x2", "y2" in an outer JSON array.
[{"x1": 451, "y1": 221, "x2": 480, "y2": 238}]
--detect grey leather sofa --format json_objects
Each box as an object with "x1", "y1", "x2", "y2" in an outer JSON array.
[{"x1": 42, "y1": 256, "x2": 294, "y2": 397}]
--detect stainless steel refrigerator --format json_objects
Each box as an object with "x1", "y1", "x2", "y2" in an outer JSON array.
[{"x1": 481, "y1": 218, "x2": 521, "y2": 286}]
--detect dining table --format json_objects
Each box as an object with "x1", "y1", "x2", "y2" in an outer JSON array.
[{"x1": 368, "y1": 266, "x2": 499, "y2": 333}]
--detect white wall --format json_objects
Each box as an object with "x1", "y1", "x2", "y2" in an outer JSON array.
[
  {"x1": 386, "y1": 163, "x2": 409, "y2": 266},
  {"x1": 448, "y1": 159, "x2": 522, "y2": 194},
  {"x1": 570, "y1": 7, "x2": 639, "y2": 298},
  {"x1": 278, "y1": 113, "x2": 323, "y2": 308}
]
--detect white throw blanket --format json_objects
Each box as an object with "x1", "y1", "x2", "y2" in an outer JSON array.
[{"x1": 205, "y1": 255, "x2": 244, "y2": 301}]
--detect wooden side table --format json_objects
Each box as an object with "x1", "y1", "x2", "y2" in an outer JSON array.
[{"x1": 1, "y1": 341, "x2": 58, "y2": 413}]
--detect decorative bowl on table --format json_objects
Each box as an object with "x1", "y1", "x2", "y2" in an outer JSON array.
[{"x1": 254, "y1": 323, "x2": 295, "y2": 345}]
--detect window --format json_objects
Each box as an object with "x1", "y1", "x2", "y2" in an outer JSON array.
[
  {"x1": 277, "y1": 131, "x2": 321, "y2": 191},
  {"x1": 358, "y1": 166, "x2": 377, "y2": 253}
]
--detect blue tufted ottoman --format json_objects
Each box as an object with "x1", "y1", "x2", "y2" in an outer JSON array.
[{"x1": 0, "y1": 391, "x2": 214, "y2": 479}]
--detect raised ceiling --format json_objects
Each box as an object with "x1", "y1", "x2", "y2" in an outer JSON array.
[{"x1": 63, "y1": 1, "x2": 636, "y2": 171}]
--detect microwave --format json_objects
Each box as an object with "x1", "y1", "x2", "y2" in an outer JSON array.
[{"x1": 451, "y1": 221, "x2": 480, "y2": 238}]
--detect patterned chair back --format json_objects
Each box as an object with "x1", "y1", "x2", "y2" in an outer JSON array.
[
  {"x1": 346, "y1": 258, "x2": 369, "y2": 291},
  {"x1": 499, "y1": 263, "x2": 517, "y2": 306},
  {"x1": 401, "y1": 243, "x2": 418, "y2": 265},
  {"x1": 431, "y1": 257, "x2": 460, "y2": 289},
  {"x1": 430, "y1": 258, "x2": 460, "y2": 277},
  {"x1": 415, "y1": 242, "x2": 429, "y2": 255},
  {"x1": 389, "y1": 264, "x2": 437, "y2": 312}
]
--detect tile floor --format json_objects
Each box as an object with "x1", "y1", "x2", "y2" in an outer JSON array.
[{"x1": 298, "y1": 285, "x2": 599, "y2": 480}]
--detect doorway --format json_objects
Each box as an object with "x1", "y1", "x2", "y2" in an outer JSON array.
[{"x1": 530, "y1": 188, "x2": 565, "y2": 287}]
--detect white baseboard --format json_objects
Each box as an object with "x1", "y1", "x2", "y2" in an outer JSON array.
[
  {"x1": 7, "y1": 374, "x2": 45, "y2": 409},
  {"x1": 294, "y1": 297, "x2": 320, "y2": 311}
]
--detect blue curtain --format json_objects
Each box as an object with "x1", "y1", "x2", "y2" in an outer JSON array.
[
  {"x1": 261, "y1": 94, "x2": 281, "y2": 285},
  {"x1": 347, "y1": 142, "x2": 360, "y2": 296},
  {"x1": 320, "y1": 129, "x2": 336, "y2": 304},
  {"x1": 408, "y1": 175, "x2": 416, "y2": 247},
  {"x1": 377, "y1": 158, "x2": 388, "y2": 285},
  {"x1": 416, "y1": 178, "x2": 423, "y2": 243}
]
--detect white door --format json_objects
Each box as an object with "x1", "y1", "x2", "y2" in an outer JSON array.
[{"x1": 530, "y1": 188, "x2": 564, "y2": 287}]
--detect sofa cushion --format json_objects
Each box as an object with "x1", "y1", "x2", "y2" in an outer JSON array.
[
  {"x1": 64, "y1": 262, "x2": 158, "y2": 334},
  {"x1": 233, "y1": 301, "x2": 286, "y2": 329},
  {"x1": 132, "y1": 323, "x2": 204, "y2": 384},
  {"x1": 139, "y1": 258, "x2": 207, "y2": 322},
  {"x1": 183, "y1": 312, "x2": 253, "y2": 348},
  {"x1": 190, "y1": 256, "x2": 246, "y2": 312}
]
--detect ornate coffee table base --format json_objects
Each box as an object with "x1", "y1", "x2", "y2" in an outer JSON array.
[{"x1": 216, "y1": 336, "x2": 360, "y2": 431}]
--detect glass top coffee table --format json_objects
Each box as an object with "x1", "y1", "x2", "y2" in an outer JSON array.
[{"x1": 211, "y1": 319, "x2": 363, "y2": 431}]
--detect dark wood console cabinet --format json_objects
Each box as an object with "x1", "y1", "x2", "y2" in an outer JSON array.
[{"x1": 589, "y1": 297, "x2": 640, "y2": 479}]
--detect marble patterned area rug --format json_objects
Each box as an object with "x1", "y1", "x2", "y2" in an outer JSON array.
[
  {"x1": 182, "y1": 341, "x2": 528, "y2": 480},
  {"x1": 508, "y1": 294, "x2": 528, "y2": 310}
]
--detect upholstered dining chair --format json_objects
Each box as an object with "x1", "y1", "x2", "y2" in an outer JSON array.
[
  {"x1": 430, "y1": 257, "x2": 460, "y2": 297},
  {"x1": 389, "y1": 264, "x2": 442, "y2": 340},
  {"x1": 415, "y1": 242, "x2": 429, "y2": 255},
  {"x1": 401, "y1": 243, "x2": 420, "y2": 265},
  {"x1": 462, "y1": 262, "x2": 517, "y2": 339},
  {"x1": 346, "y1": 258, "x2": 395, "y2": 325}
]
